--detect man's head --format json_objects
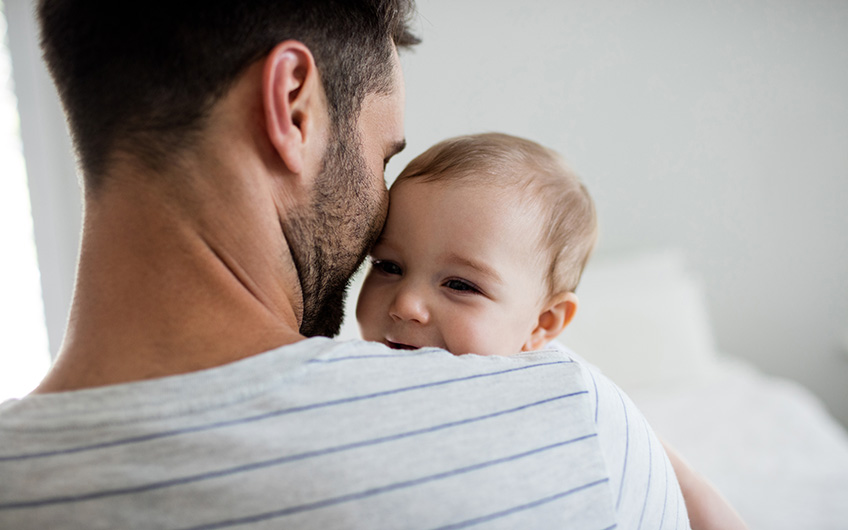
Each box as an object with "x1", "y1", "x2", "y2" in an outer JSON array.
[
  {"x1": 38, "y1": 0, "x2": 418, "y2": 189},
  {"x1": 38, "y1": 1, "x2": 418, "y2": 338},
  {"x1": 356, "y1": 133, "x2": 598, "y2": 356}
]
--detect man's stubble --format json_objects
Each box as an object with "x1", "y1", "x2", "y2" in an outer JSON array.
[{"x1": 283, "y1": 127, "x2": 388, "y2": 338}]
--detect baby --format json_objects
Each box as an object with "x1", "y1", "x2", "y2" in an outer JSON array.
[
  {"x1": 356, "y1": 132, "x2": 747, "y2": 530},
  {"x1": 356, "y1": 132, "x2": 595, "y2": 356}
]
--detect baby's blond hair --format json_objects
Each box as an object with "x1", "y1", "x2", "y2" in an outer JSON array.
[{"x1": 396, "y1": 133, "x2": 598, "y2": 296}]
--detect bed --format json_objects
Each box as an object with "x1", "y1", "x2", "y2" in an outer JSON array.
[{"x1": 558, "y1": 250, "x2": 848, "y2": 530}]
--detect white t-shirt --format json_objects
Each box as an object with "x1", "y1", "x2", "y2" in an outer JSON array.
[{"x1": 0, "y1": 337, "x2": 688, "y2": 529}]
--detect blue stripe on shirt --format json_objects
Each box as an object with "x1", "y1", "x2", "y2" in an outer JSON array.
[
  {"x1": 429, "y1": 478, "x2": 612, "y2": 530},
  {"x1": 673, "y1": 458, "x2": 681, "y2": 528},
  {"x1": 0, "y1": 392, "x2": 588, "y2": 510},
  {"x1": 307, "y1": 348, "x2": 447, "y2": 362},
  {"x1": 0, "y1": 360, "x2": 568, "y2": 462},
  {"x1": 659, "y1": 447, "x2": 670, "y2": 529},
  {"x1": 309, "y1": 351, "x2": 577, "y2": 364},
  {"x1": 637, "y1": 419, "x2": 654, "y2": 530},
  {"x1": 175, "y1": 436, "x2": 603, "y2": 530},
  {"x1": 588, "y1": 365, "x2": 600, "y2": 424},
  {"x1": 615, "y1": 387, "x2": 630, "y2": 510}
]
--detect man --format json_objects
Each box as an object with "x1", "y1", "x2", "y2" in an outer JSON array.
[{"x1": 0, "y1": 1, "x2": 691, "y2": 528}]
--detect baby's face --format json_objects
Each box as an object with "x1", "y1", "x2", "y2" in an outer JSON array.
[{"x1": 356, "y1": 178, "x2": 549, "y2": 356}]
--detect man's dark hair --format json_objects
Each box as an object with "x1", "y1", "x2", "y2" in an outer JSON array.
[{"x1": 37, "y1": 0, "x2": 419, "y2": 189}]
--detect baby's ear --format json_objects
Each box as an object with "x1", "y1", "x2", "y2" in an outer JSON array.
[{"x1": 522, "y1": 292, "x2": 579, "y2": 352}]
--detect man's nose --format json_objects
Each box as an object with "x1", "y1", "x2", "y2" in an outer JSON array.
[{"x1": 389, "y1": 283, "x2": 430, "y2": 324}]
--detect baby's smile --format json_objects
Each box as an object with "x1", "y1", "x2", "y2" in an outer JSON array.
[{"x1": 386, "y1": 340, "x2": 418, "y2": 350}]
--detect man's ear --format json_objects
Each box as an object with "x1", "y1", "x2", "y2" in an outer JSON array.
[
  {"x1": 262, "y1": 40, "x2": 326, "y2": 177},
  {"x1": 522, "y1": 292, "x2": 579, "y2": 352}
]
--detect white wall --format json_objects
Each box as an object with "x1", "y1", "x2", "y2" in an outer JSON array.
[
  {"x1": 6, "y1": 0, "x2": 81, "y2": 359},
  {"x1": 9, "y1": 1, "x2": 847, "y2": 426},
  {"x1": 370, "y1": 0, "x2": 848, "y2": 425}
]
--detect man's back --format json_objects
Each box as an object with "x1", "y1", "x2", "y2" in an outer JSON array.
[{"x1": 0, "y1": 339, "x2": 687, "y2": 529}]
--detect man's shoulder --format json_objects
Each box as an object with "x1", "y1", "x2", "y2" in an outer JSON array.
[
  {"x1": 317, "y1": 339, "x2": 583, "y2": 376},
  {"x1": 307, "y1": 339, "x2": 594, "y2": 415},
  {"x1": 548, "y1": 341, "x2": 692, "y2": 529},
  {"x1": 0, "y1": 338, "x2": 581, "y2": 424},
  {"x1": 0, "y1": 338, "x2": 591, "y2": 437},
  {"x1": 0, "y1": 339, "x2": 622, "y2": 529}
]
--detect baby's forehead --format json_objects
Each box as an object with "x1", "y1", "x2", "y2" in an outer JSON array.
[
  {"x1": 388, "y1": 175, "x2": 549, "y2": 255},
  {"x1": 390, "y1": 173, "x2": 527, "y2": 203}
]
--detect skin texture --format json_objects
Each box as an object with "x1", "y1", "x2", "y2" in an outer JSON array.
[
  {"x1": 356, "y1": 178, "x2": 577, "y2": 356},
  {"x1": 268, "y1": 44, "x2": 406, "y2": 338},
  {"x1": 284, "y1": 94, "x2": 402, "y2": 337},
  {"x1": 35, "y1": 42, "x2": 406, "y2": 392}
]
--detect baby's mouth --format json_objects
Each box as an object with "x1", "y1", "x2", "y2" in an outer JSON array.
[{"x1": 387, "y1": 340, "x2": 418, "y2": 350}]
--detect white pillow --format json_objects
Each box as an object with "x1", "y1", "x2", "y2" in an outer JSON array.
[{"x1": 558, "y1": 249, "x2": 718, "y2": 391}]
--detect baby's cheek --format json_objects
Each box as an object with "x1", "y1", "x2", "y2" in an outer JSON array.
[{"x1": 447, "y1": 321, "x2": 516, "y2": 357}]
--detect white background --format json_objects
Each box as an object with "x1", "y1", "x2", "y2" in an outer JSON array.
[{"x1": 0, "y1": 1, "x2": 51, "y2": 399}]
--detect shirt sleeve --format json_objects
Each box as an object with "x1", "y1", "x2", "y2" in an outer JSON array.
[{"x1": 555, "y1": 343, "x2": 691, "y2": 530}]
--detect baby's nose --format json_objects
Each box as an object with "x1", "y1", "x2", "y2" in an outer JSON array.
[{"x1": 389, "y1": 284, "x2": 430, "y2": 324}]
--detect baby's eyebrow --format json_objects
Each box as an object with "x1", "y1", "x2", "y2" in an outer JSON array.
[{"x1": 445, "y1": 253, "x2": 503, "y2": 285}]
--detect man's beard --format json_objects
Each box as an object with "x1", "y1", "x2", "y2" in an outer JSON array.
[{"x1": 283, "y1": 128, "x2": 387, "y2": 338}]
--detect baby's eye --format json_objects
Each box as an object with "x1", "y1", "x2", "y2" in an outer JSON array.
[
  {"x1": 372, "y1": 259, "x2": 402, "y2": 276},
  {"x1": 444, "y1": 279, "x2": 480, "y2": 294}
]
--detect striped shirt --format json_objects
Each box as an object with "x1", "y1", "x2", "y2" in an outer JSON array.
[{"x1": 0, "y1": 338, "x2": 689, "y2": 529}]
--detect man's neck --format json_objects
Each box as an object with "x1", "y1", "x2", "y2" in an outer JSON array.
[{"x1": 35, "y1": 164, "x2": 305, "y2": 393}]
